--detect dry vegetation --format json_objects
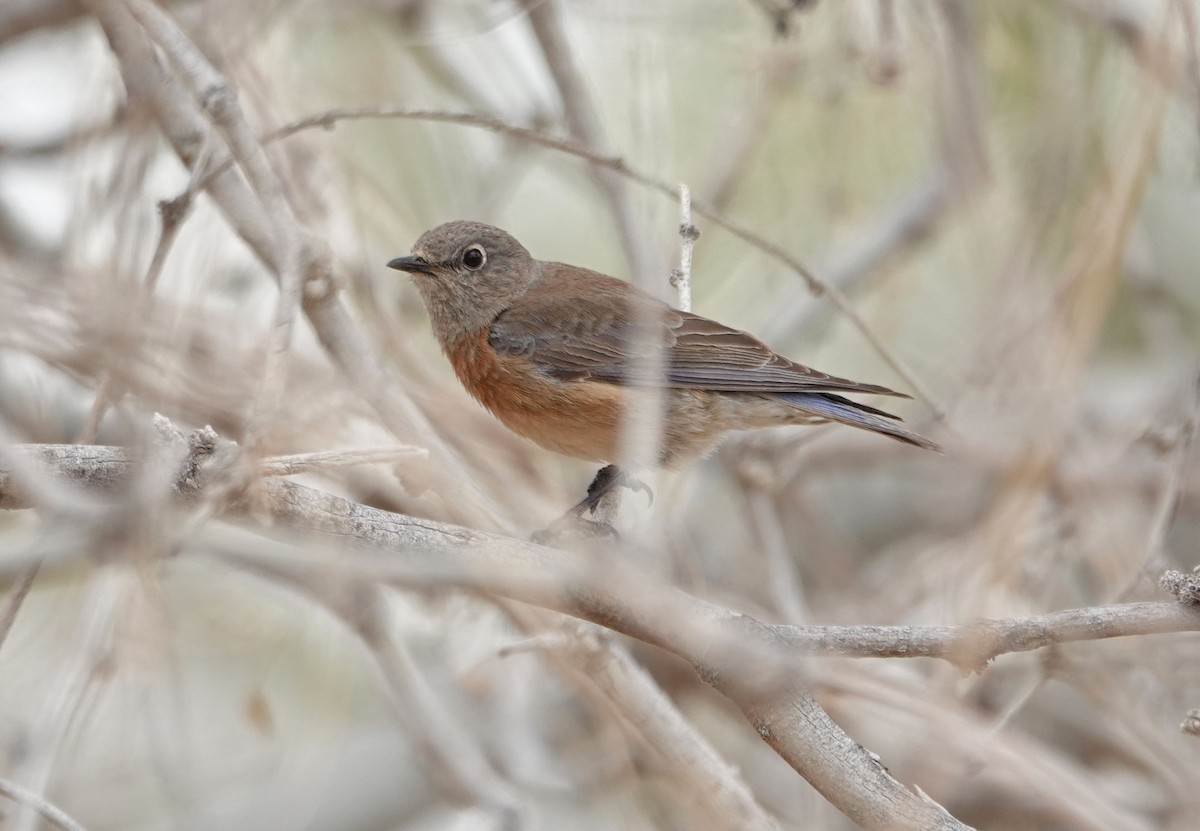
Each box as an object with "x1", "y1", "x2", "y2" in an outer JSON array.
[{"x1": 2, "y1": 1, "x2": 1200, "y2": 829}]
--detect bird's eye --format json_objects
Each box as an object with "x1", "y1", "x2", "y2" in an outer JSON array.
[{"x1": 462, "y1": 245, "x2": 486, "y2": 270}]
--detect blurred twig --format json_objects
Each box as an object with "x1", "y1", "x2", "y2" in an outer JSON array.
[
  {"x1": 492, "y1": 619, "x2": 783, "y2": 831},
  {"x1": 1119, "y1": 374, "x2": 1200, "y2": 598},
  {"x1": 519, "y1": 0, "x2": 653, "y2": 287},
  {"x1": 77, "y1": 163, "x2": 204, "y2": 444},
  {"x1": 309, "y1": 580, "x2": 522, "y2": 821},
  {"x1": 0, "y1": 563, "x2": 40, "y2": 654},
  {"x1": 0, "y1": 776, "x2": 89, "y2": 831},
  {"x1": 763, "y1": 0, "x2": 988, "y2": 348},
  {"x1": 0, "y1": 0, "x2": 86, "y2": 44},
  {"x1": 124, "y1": 0, "x2": 305, "y2": 457},
  {"x1": 828, "y1": 666, "x2": 1161, "y2": 831},
  {"x1": 6, "y1": 566, "x2": 124, "y2": 831}
]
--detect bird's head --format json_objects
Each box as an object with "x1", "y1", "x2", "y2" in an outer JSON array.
[{"x1": 388, "y1": 221, "x2": 538, "y2": 345}]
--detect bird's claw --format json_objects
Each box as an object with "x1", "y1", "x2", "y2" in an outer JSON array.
[
  {"x1": 533, "y1": 465, "x2": 652, "y2": 546},
  {"x1": 623, "y1": 476, "x2": 654, "y2": 507},
  {"x1": 580, "y1": 464, "x2": 653, "y2": 513}
]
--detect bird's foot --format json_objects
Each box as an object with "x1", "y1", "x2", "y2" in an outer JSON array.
[
  {"x1": 575, "y1": 464, "x2": 653, "y2": 516},
  {"x1": 530, "y1": 465, "x2": 652, "y2": 546}
]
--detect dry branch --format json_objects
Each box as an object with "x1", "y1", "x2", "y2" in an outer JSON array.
[
  {"x1": 1, "y1": 441, "x2": 968, "y2": 829},
  {"x1": 0, "y1": 775, "x2": 88, "y2": 831},
  {"x1": 7, "y1": 443, "x2": 1200, "y2": 828}
]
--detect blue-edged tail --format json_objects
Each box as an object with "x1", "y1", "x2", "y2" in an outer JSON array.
[{"x1": 776, "y1": 392, "x2": 940, "y2": 451}]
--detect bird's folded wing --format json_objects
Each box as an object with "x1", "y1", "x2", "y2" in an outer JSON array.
[{"x1": 487, "y1": 272, "x2": 907, "y2": 398}]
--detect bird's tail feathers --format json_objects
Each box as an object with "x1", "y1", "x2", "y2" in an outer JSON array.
[{"x1": 778, "y1": 392, "x2": 940, "y2": 451}]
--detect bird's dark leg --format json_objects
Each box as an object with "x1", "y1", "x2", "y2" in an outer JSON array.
[
  {"x1": 573, "y1": 464, "x2": 653, "y2": 515},
  {"x1": 531, "y1": 465, "x2": 654, "y2": 545}
]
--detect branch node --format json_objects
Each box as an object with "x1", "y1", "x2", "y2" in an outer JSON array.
[
  {"x1": 1160, "y1": 566, "x2": 1200, "y2": 605},
  {"x1": 1181, "y1": 708, "x2": 1200, "y2": 737},
  {"x1": 200, "y1": 81, "x2": 236, "y2": 122}
]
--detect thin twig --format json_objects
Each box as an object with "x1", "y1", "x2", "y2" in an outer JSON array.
[
  {"x1": 669, "y1": 184, "x2": 697, "y2": 312},
  {"x1": 124, "y1": 0, "x2": 305, "y2": 455},
  {"x1": 519, "y1": 0, "x2": 651, "y2": 285},
  {"x1": 76, "y1": 162, "x2": 204, "y2": 445},
  {"x1": 0, "y1": 777, "x2": 89, "y2": 831},
  {"x1": 0, "y1": 562, "x2": 40, "y2": 654},
  {"x1": 1119, "y1": 374, "x2": 1200, "y2": 599}
]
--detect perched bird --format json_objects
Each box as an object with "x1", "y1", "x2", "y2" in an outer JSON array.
[{"x1": 388, "y1": 221, "x2": 936, "y2": 512}]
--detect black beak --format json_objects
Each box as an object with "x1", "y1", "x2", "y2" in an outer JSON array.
[{"x1": 387, "y1": 255, "x2": 434, "y2": 274}]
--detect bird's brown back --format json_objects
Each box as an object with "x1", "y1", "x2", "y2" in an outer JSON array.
[{"x1": 489, "y1": 261, "x2": 909, "y2": 398}]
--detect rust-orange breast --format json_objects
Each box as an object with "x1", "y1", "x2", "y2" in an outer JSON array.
[{"x1": 445, "y1": 329, "x2": 624, "y2": 462}]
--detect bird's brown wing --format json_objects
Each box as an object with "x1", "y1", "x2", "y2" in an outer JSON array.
[{"x1": 488, "y1": 267, "x2": 907, "y2": 398}]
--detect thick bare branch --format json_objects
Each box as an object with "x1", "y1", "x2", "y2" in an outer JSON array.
[{"x1": 8, "y1": 443, "x2": 1200, "y2": 829}]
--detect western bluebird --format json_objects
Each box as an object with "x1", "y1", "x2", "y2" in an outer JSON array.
[{"x1": 388, "y1": 221, "x2": 936, "y2": 514}]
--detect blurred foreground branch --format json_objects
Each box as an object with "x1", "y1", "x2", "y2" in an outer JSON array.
[
  {"x1": 5, "y1": 443, "x2": 1200, "y2": 828},
  {"x1": 0, "y1": 775, "x2": 87, "y2": 831}
]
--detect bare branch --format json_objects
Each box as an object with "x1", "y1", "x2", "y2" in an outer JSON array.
[
  {"x1": 5, "y1": 444, "x2": 1199, "y2": 668},
  {"x1": 1120, "y1": 372, "x2": 1200, "y2": 595},
  {"x1": 8, "y1": 442, "x2": 1200, "y2": 829},
  {"x1": 0, "y1": 563, "x2": 40, "y2": 654},
  {"x1": 484, "y1": 620, "x2": 779, "y2": 831},
  {"x1": 0, "y1": 776, "x2": 89, "y2": 831},
  {"x1": 258, "y1": 446, "x2": 429, "y2": 477},
  {"x1": 669, "y1": 184, "x2": 698, "y2": 313},
  {"x1": 3, "y1": 441, "x2": 977, "y2": 829}
]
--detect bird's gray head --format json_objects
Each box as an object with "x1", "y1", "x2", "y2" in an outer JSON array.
[{"x1": 387, "y1": 221, "x2": 538, "y2": 345}]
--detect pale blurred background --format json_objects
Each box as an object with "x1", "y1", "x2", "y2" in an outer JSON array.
[{"x1": 1, "y1": 1, "x2": 1199, "y2": 829}]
